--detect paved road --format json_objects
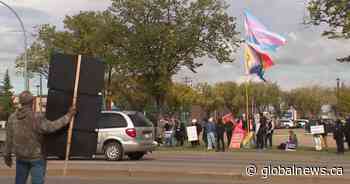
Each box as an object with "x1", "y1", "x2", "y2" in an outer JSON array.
[{"x1": 1, "y1": 151, "x2": 349, "y2": 184}]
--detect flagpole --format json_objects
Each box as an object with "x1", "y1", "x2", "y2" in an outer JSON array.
[
  {"x1": 245, "y1": 78, "x2": 249, "y2": 133},
  {"x1": 243, "y1": 43, "x2": 250, "y2": 133}
]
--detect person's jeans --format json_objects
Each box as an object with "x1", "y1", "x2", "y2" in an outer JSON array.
[
  {"x1": 164, "y1": 131, "x2": 173, "y2": 146},
  {"x1": 16, "y1": 159, "x2": 47, "y2": 184},
  {"x1": 207, "y1": 132, "x2": 216, "y2": 150}
]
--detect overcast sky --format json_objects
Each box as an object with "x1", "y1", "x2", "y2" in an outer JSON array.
[{"x1": 1, "y1": 0, "x2": 349, "y2": 94}]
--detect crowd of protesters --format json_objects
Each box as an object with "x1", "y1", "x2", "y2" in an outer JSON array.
[
  {"x1": 157, "y1": 112, "x2": 280, "y2": 152},
  {"x1": 156, "y1": 113, "x2": 350, "y2": 154}
]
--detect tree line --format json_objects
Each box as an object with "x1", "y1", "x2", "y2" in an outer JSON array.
[{"x1": 126, "y1": 81, "x2": 349, "y2": 119}]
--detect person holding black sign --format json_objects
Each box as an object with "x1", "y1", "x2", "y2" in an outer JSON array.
[{"x1": 3, "y1": 91, "x2": 76, "y2": 184}]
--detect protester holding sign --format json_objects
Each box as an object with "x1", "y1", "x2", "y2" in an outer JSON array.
[
  {"x1": 189, "y1": 119, "x2": 201, "y2": 147},
  {"x1": 3, "y1": 91, "x2": 76, "y2": 184},
  {"x1": 311, "y1": 120, "x2": 324, "y2": 151}
]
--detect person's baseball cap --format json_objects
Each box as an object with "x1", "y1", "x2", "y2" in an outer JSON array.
[{"x1": 19, "y1": 91, "x2": 34, "y2": 105}]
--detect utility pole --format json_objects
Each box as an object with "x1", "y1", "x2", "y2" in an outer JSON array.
[
  {"x1": 336, "y1": 78, "x2": 340, "y2": 117},
  {"x1": 39, "y1": 75, "x2": 43, "y2": 112},
  {"x1": 182, "y1": 76, "x2": 193, "y2": 123}
]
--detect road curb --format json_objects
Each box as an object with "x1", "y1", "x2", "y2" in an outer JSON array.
[{"x1": 0, "y1": 168, "x2": 245, "y2": 179}]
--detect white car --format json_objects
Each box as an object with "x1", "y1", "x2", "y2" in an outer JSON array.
[{"x1": 279, "y1": 119, "x2": 294, "y2": 129}]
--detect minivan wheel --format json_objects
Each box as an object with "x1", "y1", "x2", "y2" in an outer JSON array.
[
  {"x1": 128, "y1": 152, "x2": 145, "y2": 160},
  {"x1": 104, "y1": 142, "x2": 123, "y2": 161}
]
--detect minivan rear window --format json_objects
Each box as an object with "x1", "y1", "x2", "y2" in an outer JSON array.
[
  {"x1": 128, "y1": 113, "x2": 153, "y2": 127},
  {"x1": 98, "y1": 113, "x2": 127, "y2": 128}
]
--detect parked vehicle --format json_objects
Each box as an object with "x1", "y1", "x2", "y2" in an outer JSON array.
[
  {"x1": 96, "y1": 111, "x2": 157, "y2": 161},
  {"x1": 295, "y1": 119, "x2": 309, "y2": 128},
  {"x1": 278, "y1": 119, "x2": 295, "y2": 129}
]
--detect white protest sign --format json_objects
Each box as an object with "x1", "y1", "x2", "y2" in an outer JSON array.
[
  {"x1": 310, "y1": 125, "x2": 325, "y2": 134},
  {"x1": 187, "y1": 126, "x2": 198, "y2": 141}
]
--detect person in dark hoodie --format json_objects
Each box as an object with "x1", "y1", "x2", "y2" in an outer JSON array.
[
  {"x1": 215, "y1": 118, "x2": 226, "y2": 152},
  {"x1": 3, "y1": 91, "x2": 76, "y2": 184},
  {"x1": 256, "y1": 113, "x2": 267, "y2": 150},
  {"x1": 333, "y1": 119, "x2": 345, "y2": 154},
  {"x1": 224, "y1": 119, "x2": 234, "y2": 147},
  {"x1": 201, "y1": 117, "x2": 208, "y2": 147}
]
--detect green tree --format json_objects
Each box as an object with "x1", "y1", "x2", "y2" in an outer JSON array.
[
  {"x1": 249, "y1": 82, "x2": 281, "y2": 114},
  {"x1": 213, "y1": 81, "x2": 244, "y2": 116},
  {"x1": 283, "y1": 86, "x2": 336, "y2": 118},
  {"x1": 165, "y1": 82, "x2": 198, "y2": 115},
  {"x1": 16, "y1": 11, "x2": 128, "y2": 106},
  {"x1": 16, "y1": 24, "x2": 58, "y2": 77},
  {"x1": 195, "y1": 83, "x2": 222, "y2": 116},
  {"x1": 110, "y1": 72, "x2": 151, "y2": 111},
  {"x1": 307, "y1": 0, "x2": 350, "y2": 62},
  {"x1": 338, "y1": 86, "x2": 350, "y2": 116},
  {"x1": 0, "y1": 70, "x2": 14, "y2": 120},
  {"x1": 108, "y1": 0, "x2": 240, "y2": 114}
]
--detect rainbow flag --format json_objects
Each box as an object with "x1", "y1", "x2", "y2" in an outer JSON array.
[
  {"x1": 244, "y1": 10, "x2": 286, "y2": 81},
  {"x1": 244, "y1": 44, "x2": 273, "y2": 81}
]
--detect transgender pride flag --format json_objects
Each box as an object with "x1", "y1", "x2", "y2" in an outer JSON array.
[
  {"x1": 244, "y1": 10, "x2": 286, "y2": 53},
  {"x1": 243, "y1": 10, "x2": 286, "y2": 81}
]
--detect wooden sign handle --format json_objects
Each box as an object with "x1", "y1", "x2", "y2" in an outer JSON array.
[{"x1": 63, "y1": 54, "x2": 82, "y2": 176}]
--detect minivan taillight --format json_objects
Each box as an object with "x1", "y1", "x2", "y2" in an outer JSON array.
[{"x1": 126, "y1": 128, "x2": 137, "y2": 138}]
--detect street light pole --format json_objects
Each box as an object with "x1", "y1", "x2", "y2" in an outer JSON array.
[
  {"x1": 336, "y1": 78, "x2": 340, "y2": 117},
  {"x1": 0, "y1": 1, "x2": 29, "y2": 90}
]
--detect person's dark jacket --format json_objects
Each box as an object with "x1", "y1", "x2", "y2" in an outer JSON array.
[
  {"x1": 195, "y1": 123, "x2": 202, "y2": 135},
  {"x1": 4, "y1": 106, "x2": 71, "y2": 160},
  {"x1": 216, "y1": 122, "x2": 225, "y2": 137},
  {"x1": 175, "y1": 122, "x2": 185, "y2": 138},
  {"x1": 164, "y1": 122, "x2": 172, "y2": 131},
  {"x1": 333, "y1": 121, "x2": 345, "y2": 140},
  {"x1": 257, "y1": 117, "x2": 267, "y2": 136},
  {"x1": 206, "y1": 121, "x2": 216, "y2": 133},
  {"x1": 266, "y1": 120, "x2": 274, "y2": 135}
]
